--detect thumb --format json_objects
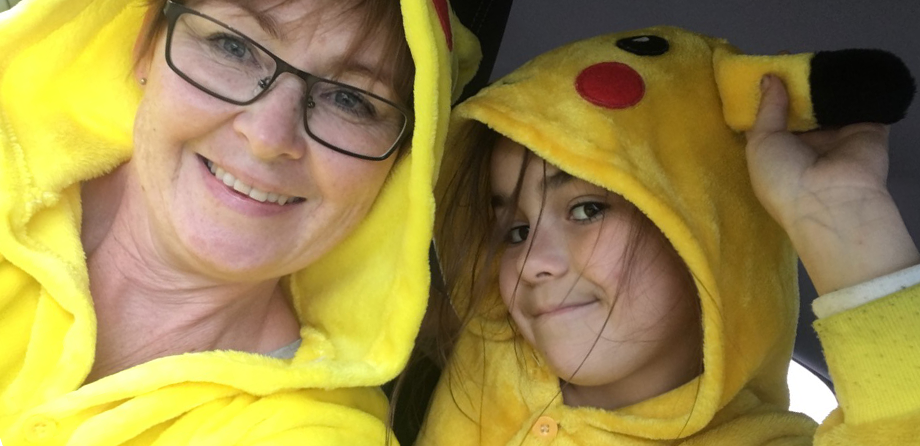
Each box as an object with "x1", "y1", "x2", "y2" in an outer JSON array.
[{"x1": 747, "y1": 75, "x2": 790, "y2": 139}]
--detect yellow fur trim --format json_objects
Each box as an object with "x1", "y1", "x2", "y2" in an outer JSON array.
[{"x1": 715, "y1": 50, "x2": 818, "y2": 131}]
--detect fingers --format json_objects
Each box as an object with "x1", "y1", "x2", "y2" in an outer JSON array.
[{"x1": 747, "y1": 75, "x2": 790, "y2": 139}]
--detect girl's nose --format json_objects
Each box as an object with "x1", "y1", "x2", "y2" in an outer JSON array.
[
  {"x1": 233, "y1": 75, "x2": 309, "y2": 161},
  {"x1": 518, "y1": 225, "x2": 569, "y2": 283}
]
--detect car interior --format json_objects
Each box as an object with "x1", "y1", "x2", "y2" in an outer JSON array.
[{"x1": 2, "y1": 1, "x2": 916, "y2": 444}]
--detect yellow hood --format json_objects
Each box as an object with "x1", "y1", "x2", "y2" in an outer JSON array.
[
  {"x1": 422, "y1": 25, "x2": 915, "y2": 445},
  {"x1": 428, "y1": 26, "x2": 831, "y2": 442},
  {"x1": 0, "y1": 0, "x2": 478, "y2": 423}
]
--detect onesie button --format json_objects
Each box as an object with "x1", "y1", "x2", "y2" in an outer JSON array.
[
  {"x1": 531, "y1": 416, "x2": 558, "y2": 438},
  {"x1": 23, "y1": 415, "x2": 58, "y2": 443}
]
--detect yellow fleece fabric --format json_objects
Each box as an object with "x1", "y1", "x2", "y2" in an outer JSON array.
[
  {"x1": 0, "y1": 0, "x2": 480, "y2": 444},
  {"x1": 418, "y1": 26, "x2": 920, "y2": 445}
]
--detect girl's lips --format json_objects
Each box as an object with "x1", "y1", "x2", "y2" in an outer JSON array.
[
  {"x1": 534, "y1": 300, "x2": 598, "y2": 318},
  {"x1": 198, "y1": 155, "x2": 305, "y2": 206}
]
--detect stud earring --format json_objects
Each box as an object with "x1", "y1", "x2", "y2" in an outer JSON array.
[{"x1": 139, "y1": 78, "x2": 147, "y2": 85}]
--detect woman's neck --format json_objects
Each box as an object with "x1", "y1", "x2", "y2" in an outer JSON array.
[{"x1": 81, "y1": 167, "x2": 301, "y2": 384}]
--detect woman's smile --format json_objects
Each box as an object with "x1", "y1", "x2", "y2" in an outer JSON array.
[
  {"x1": 200, "y1": 154, "x2": 304, "y2": 206},
  {"x1": 196, "y1": 153, "x2": 306, "y2": 218}
]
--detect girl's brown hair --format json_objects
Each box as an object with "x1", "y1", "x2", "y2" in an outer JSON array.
[
  {"x1": 430, "y1": 122, "x2": 702, "y2": 431},
  {"x1": 436, "y1": 123, "x2": 698, "y2": 341}
]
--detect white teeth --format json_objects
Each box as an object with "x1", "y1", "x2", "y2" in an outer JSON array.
[
  {"x1": 232, "y1": 179, "x2": 252, "y2": 195},
  {"x1": 248, "y1": 188, "x2": 269, "y2": 202},
  {"x1": 204, "y1": 157, "x2": 298, "y2": 205}
]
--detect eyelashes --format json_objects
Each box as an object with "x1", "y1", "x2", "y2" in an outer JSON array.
[
  {"x1": 570, "y1": 201, "x2": 608, "y2": 222},
  {"x1": 507, "y1": 225, "x2": 530, "y2": 244},
  {"x1": 503, "y1": 201, "x2": 610, "y2": 245}
]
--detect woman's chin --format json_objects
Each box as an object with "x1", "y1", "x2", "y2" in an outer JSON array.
[{"x1": 169, "y1": 230, "x2": 303, "y2": 282}]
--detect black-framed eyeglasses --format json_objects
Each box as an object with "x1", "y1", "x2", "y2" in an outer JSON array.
[{"x1": 162, "y1": 0, "x2": 412, "y2": 161}]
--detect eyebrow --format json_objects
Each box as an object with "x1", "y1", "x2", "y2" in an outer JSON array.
[
  {"x1": 237, "y1": 5, "x2": 283, "y2": 40},
  {"x1": 542, "y1": 169, "x2": 574, "y2": 191},
  {"x1": 490, "y1": 168, "x2": 574, "y2": 210},
  {"x1": 331, "y1": 59, "x2": 395, "y2": 89},
  {"x1": 218, "y1": 2, "x2": 395, "y2": 88},
  {"x1": 491, "y1": 194, "x2": 508, "y2": 209}
]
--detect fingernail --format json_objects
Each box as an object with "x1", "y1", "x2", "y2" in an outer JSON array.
[{"x1": 760, "y1": 75, "x2": 772, "y2": 92}]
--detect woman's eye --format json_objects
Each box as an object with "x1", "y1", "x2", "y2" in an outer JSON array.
[
  {"x1": 507, "y1": 225, "x2": 530, "y2": 244},
  {"x1": 221, "y1": 38, "x2": 246, "y2": 58},
  {"x1": 209, "y1": 34, "x2": 254, "y2": 61},
  {"x1": 210, "y1": 34, "x2": 247, "y2": 55},
  {"x1": 201, "y1": 33, "x2": 259, "y2": 64},
  {"x1": 571, "y1": 202, "x2": 607, "y2": 221},
  {"x1": 335, "y1": 90, "x2": 370, "y2": 112},
  {"x1": 317, "y1": 86, "x2": 378, "y2": 120}
]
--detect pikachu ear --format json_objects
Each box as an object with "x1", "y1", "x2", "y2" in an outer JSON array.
[{"x1": 714, "y1": 48, "x2": 915, "y2": 132}]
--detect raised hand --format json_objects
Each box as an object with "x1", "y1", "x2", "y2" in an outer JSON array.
[{"x1": 745, "y1": 75, "x2": 919, "y2": 295}]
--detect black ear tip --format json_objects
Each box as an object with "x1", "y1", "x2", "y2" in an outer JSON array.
[{"x1": 810, "y1": 49, "x2": 916, "y2": 127}]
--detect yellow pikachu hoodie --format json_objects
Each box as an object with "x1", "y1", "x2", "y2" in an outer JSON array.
[
  {"x1": 0, "y1": 0, "x2": 480, "y2": 444},
  {"x1": 418, "y1": 26, "x2": 920, "y2": 445}
]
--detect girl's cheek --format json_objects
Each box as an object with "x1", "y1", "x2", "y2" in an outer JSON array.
[{"x1": 498, "y1": 259, "x2": 519, "y2": 307}]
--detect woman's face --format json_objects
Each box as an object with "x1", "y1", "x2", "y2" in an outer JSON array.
[
  {"x1": 130, "y1": 0, "x2": 399, "y2": 281},
  {"x1": 490, "y1": 138, "x2": 701, "y2": 409}
]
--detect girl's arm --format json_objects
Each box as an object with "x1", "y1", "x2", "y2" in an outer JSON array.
[{"x1": 747, "y1": 74, "x2": 920, "y2": 445}]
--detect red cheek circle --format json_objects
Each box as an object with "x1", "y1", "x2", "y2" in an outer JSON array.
[
  {"x1": 432, "y1": 0, "x2": 453, "y2": 51},
  {"x1": 575, "y1": 62, "x2": 645, "y2": 109}
]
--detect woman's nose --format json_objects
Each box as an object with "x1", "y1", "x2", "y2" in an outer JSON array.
[
  {"x1": 233, "y1": 76, "x2": 308, "y2": 161},
  {"x1": 519, "y1": 226, "x2": 569, "y2": 283}
]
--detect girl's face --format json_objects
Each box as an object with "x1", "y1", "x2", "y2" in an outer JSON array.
[
  {"x1": 129, "y1": 0, "x2": 399, "y2": 282},
  {"x1": 490, "y1": 138, "x2": 702, "y2": 410}
]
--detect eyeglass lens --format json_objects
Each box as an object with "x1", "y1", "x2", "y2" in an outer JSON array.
[{"x1": 167, "y1": 9, "x2": 408, "y2": 159}]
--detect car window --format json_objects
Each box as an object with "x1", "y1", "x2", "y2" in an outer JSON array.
[{"x1": 788, "y1": 360, "x2": 836, "y2": 422}]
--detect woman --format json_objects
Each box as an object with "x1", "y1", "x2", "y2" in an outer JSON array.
[
  {"x1": 0, "y1": 0, "x2": 478, "y2": 444},
  {"x1": 418, "y1": 27, "x2": 919, "y2": 445}
]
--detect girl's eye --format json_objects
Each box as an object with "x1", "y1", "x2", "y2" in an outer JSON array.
[
  {"x1": 570, "y1": 202, "x2": 607, "y2": 221},
  {"x1": 507, "y1": 225, "x2": 530, "y2": 244}
]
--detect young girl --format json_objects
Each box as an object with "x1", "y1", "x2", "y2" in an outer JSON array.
[{"x1": 417, "y1": 26, "x2": 920, "y2": 445}]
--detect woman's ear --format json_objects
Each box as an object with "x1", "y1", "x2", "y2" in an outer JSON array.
[
  {"x1": 134, "y1": 56, "x2": 150, "y2": 86},
  {"x1": 132, "y1": 3, "x2": 164, "y2": 82}
]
